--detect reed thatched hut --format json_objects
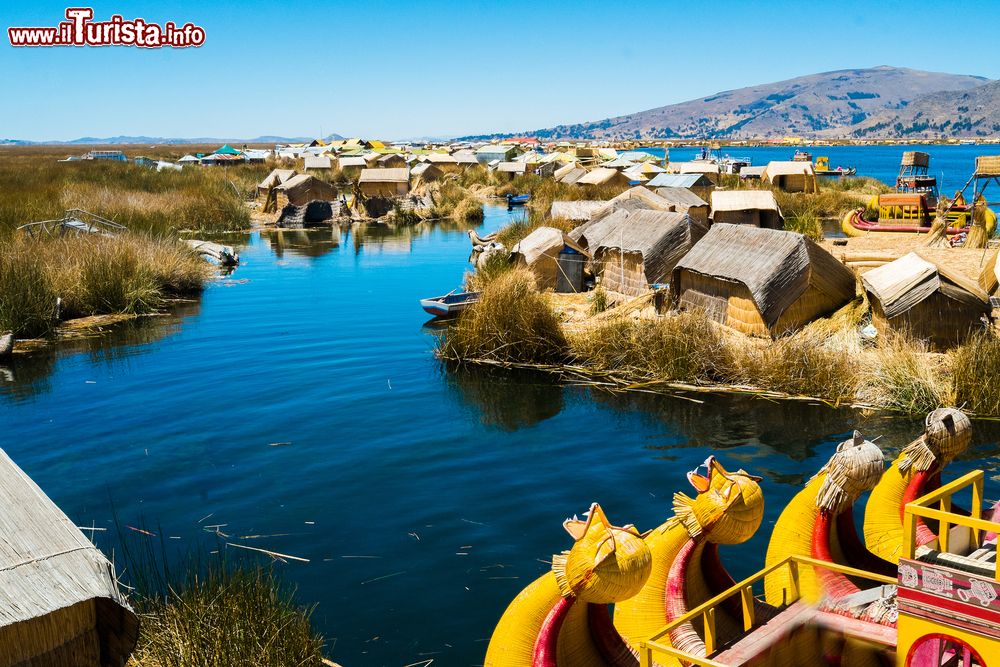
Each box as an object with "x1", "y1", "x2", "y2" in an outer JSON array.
[
  {"x1": 273, "y1": 174, "x2": 337, "y2": 211},
  {"x1": 256, "y1": 168, "x2": 297, "y2": 205},
  {"x1": 424, "y1": 153, "x2": 462, "y2": 173},
  {"x1": 411, "y1": 162, "x2": 443, "y2": 184},
  {"x1": 511, "y1": 227, "x2": 589, "y2": 290},
  {"x1": 762, "y1": 161, "x2": 818, "y2": 193},
  {"x1": 556, "y1": 166, "x2": 587, "y2": 185},
  {"x1": 711, "y1": 190, "x2": 784, "y2": 228},
  {"x1": 576, "y1": 167, "x2": 631, "y2": 188},
  {"x1": 550, "y1": 200, "x2": 609, "y2": 221},
  {"x1": 863, "y1": 252, "x2": 990, "y2": 349},
  {"x1": 585, "y1": 210, "x2": 708, "y2": 296},
  {"x1": 647, "y1": 172, "x2": 715, "y2": 201},
  {"x1": 376, "y1": 154, "x2": 407, "y2": 169},
  {"x1": 0, "y1": 449, "x2": 138, "y2": 666},
  {"x1": 337, "y1": 156, "x2": 367, "y2": 178},
  {"x1": 652, "y1": 186, "x2": 710, "y2": 226},
  {"x1": 303, "y1": 155, "x2": 332, "y2": 171},
  {"x1": 358, "y1": 168, "x2": 410, "y2": 197},
  {"x1": 670, "y1": 225, "x2": 856, "y2": 337}
]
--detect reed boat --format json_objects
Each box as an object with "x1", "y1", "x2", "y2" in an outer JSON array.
[
  {"x1": 842, "y1": 151, "x2": 997, "y2": 238},
  {"x1": 419, "y1": 291, "x2": 479, "y2": 317},
  {"x1": 484, "y1": 408, "x2": 1000, "y2": 667}
]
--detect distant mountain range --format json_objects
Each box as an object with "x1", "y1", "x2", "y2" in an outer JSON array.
[
  {"x1": 459, "y1": 66, "x2": 995, "y2": 141},
  {"x1": 0, "y1": 134, "x2": 345, "y2": 146},
  {"x1": 849, "y1": 79, "x2": 1000, "y2": 139}
]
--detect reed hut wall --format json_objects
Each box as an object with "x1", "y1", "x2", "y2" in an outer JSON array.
[
  {"x1": 597, "y1": 250, "x2": 648, "y2": 296},
  {"x1": 869, "y1": 286, "x2": 989, "y2": 350},
  {"x1": 0, "y1": 450, "x2": 138, "y2": 667},
  {"x1": 671, "y1": 225, "x2": 854, "y2": 337}
]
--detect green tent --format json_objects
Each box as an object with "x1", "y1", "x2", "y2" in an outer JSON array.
[{"x1": 214, "y1": 144, "x2": 242, "y2": 155}]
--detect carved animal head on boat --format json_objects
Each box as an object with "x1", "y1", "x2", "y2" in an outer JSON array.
[
  {"x1": 813, "y1": 430, "x2": 884, "y2": 513},
  {"x1": 671, "y1": 456, "x2": 764, "y2": 545},
  {"x1": 552, "y1": 503, "x2": 652, "y2": 603},
  {"x1": 899, "y1": 408, "x2": 972, "y2": 473}
]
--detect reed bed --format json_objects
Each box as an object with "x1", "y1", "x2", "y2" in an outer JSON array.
[
  {"x1": 950, "y1": 331, "x2": 1000, "y2": 416},
  {"x1": 440, "y1": 284, "x2": 1000, "y2": 416},
  {"x1": 439, "y1": 267, "x2": 568, "y2": 365},
  {"x1": 0, "y1": 152, "x2": 255, "y2": 235},
  {"x1": 0, "y1": 234, "x2": 209, "y2": 337},
  {"x1": 860, "y1": 332, "x2": 951, "y2": 414},
  {"x1": 129, "y1": 564, "x2": 326, "y2": 667}
]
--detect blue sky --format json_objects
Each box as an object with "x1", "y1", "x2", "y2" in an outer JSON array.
[{"x1": 2, "y1": 0, "x2": 999, "y2": 141}]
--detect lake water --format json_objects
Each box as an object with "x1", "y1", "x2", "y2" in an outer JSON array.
[
  {"x1": 2, "y1": 152, "x2": 1000, "y2": 666},
  {"x1": 646, "y1": 143, "x2": 995, "y2": 194}
]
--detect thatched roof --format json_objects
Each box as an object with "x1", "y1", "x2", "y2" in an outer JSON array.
[
  {"x1": 257, "y1": 168, "x2": 296, "y2": 189},
  {"x1": 513, "y1": 227, "x2": 589, "y2": 265},
  {"x1": 762, "y1": 161, "x2": 816, "y2": 177},
  {"x1": 739, "y1": 165, "x2": 767, "y2": 179},
  {"x1": 337, "y1": 156, "x2": 367, "y2": 168},
  {"x1": 862, "y1": 252, "x2": 989, "y2": 318},
  {"x1": 652, "y1": 186, "x2": 708, "y2": 210},
  {"x1": 557, "y1": 167, "x2": 588, "y2": 184},
  {"x1": 576, "y1": 168, "x2": 624, "y2": 186},
  {"x1": 0, "y1": 449, "x2": 137, "y2": 663},
  {"x1": 550, "y1": 200, "x2": 608, "y2": 221},
  {"x1": 359, "y1": 168, "x2": 409, "y2": 183},
  {"x1": 425, "y1": 153, "x2": 459, "y2": 164},
  {"x1": 568, "y1": 198, "x2": 653, "y2": 244},
  {"x1": 605, "y1": 186, "x2": 676, "y2": 211},
  {"x1": 589, "y1": 210, "x2": 707, "y2": 283},
  {"x1": 711, "y1": 190, "x2": 780, "y2": 213},
  {"x1": 303, "y1": 155, "x2": 331, "y2": 170},
  {"x1": 647, "y1": 173, "x2": 712, "y2": 188},
  {"x1": 496, "y1": 161, "x2": 529, "y2": 173},
  {"x1": 669, "y1": 161, "x2": 720, "y2": 175},
  {"x1": 672, "y1": 225, "x2": 855, "y2": 328}
]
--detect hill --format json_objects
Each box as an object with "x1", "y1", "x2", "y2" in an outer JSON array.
[
  {"x1": 1, "y1": 133, "x2": 345, "y2": 146},
  {"x1": 466, "y1": 67, "x2": 989, "y2": 141},
  {"x1": 847, "y1": 79, "x2": 1000, "y2": 139}
]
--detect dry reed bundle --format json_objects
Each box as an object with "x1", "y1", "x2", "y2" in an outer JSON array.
[
  {"x1": 439, "y1": 267, "x2": 568, "y2": 365},
  {"x1": 813, "y1": 431, "x2": 884, "y2": 513},
  {"x1": 898, "y1": 407, "x2": 972, "y2": 473}
]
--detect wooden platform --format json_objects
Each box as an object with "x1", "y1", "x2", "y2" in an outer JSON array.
[{"x1": 710, "y1": 601, "x2": 896, "y2": 666}]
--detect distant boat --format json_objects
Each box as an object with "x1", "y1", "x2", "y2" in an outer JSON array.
[
  {"x1": 420, "y1": 291, "x2": 480, "y2": 318},
  {"x1": 814, "y1": 156, "x2": 856, "y2": 177},
  {"x1": 506, "y1": 194, "x2": 529, "y2": 210}
]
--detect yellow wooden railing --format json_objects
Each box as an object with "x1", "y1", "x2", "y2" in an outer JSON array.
[
  {"x1": 638, "y1": 555, "x2": 896, "y2": 667},
  {"x1": 902, "y1": 469, "x2": 1000, "y2": 579}
]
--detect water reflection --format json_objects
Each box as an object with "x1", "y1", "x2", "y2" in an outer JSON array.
[
  {"x1": 445, "y1": 366, "x2": 564, "y2": 431},
  {"x1": 0, "y1": 300, "x2": 201, "y2": 400},
  {"x1": 263, "y1": 228, "x2": 342, "y2": 258}
]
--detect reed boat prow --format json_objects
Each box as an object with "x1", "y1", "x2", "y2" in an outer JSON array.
[{"x1": 485, "y1": 410, "x2": 1000, "y2": 667}]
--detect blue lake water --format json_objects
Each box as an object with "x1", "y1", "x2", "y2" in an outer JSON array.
[
  {"x1": 645, "y1": 143, "x2": 996, "y2": 194},
  {"x1": 2, "y1": 165, "x2": 1000, "y2": 665}
]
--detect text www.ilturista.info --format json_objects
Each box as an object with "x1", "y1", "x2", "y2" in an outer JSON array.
[{"x1": 8, "y1": 7, "x2": 205, "y2": 48}]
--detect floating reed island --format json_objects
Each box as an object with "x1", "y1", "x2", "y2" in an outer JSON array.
[{"x1": 439, "y1": 147, "x2": 1000, "y2": 418}]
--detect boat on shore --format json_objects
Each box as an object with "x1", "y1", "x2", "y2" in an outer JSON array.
[{"x1": 419, "y1": 291, "x2": 480, "y2": 318}]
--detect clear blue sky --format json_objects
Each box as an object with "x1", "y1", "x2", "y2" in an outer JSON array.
[{"x1": 2, "y1": 0, "x2": 998, "y2": 141}]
